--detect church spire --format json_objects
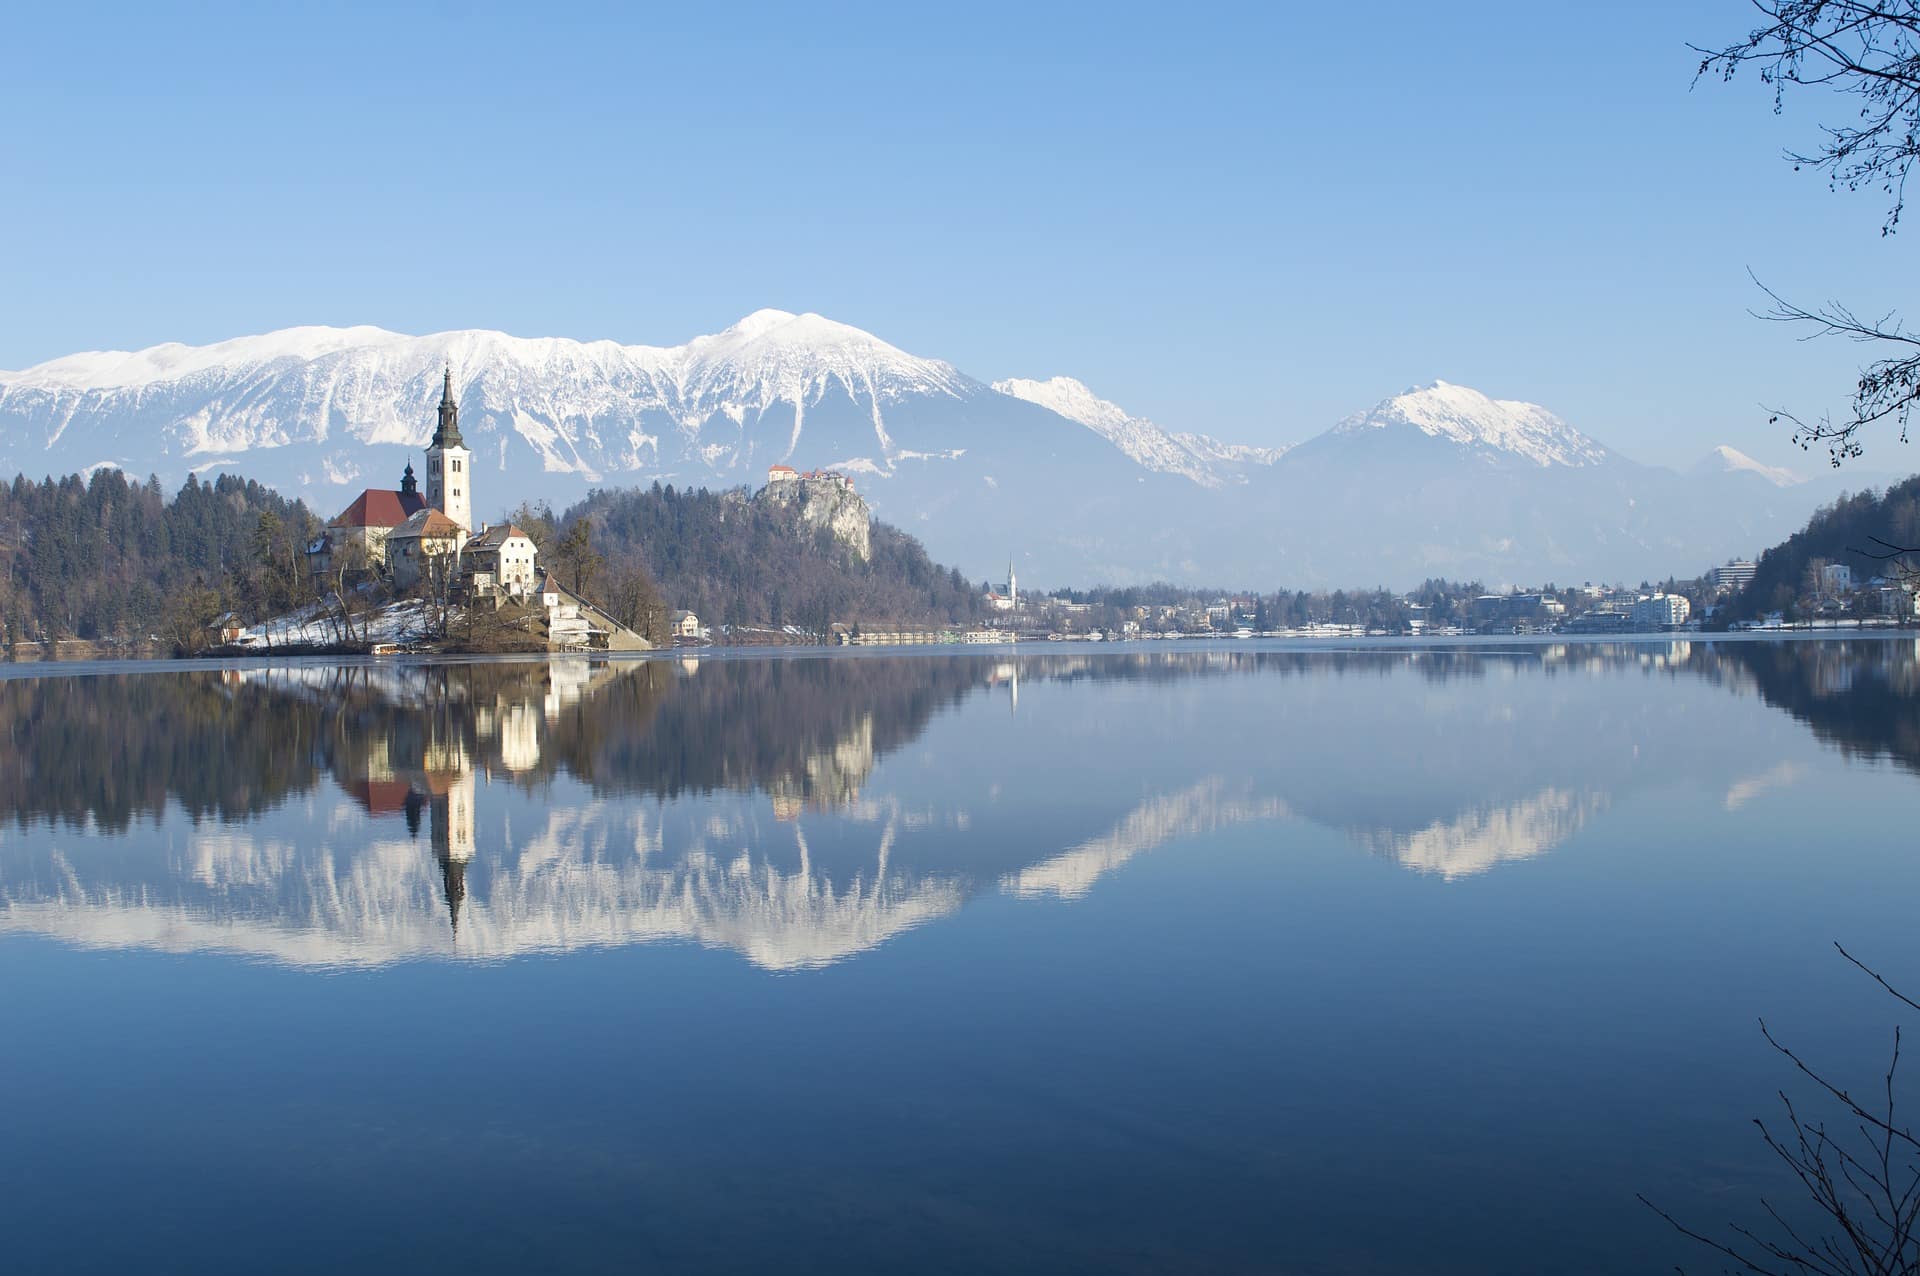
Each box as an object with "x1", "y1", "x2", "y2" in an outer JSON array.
[
  {"x1": 431, "y1": 364, "x2": 463, "y2": 449},
  {"x1": 439, "y1": 849, "x2": 468, "y2": 938}
]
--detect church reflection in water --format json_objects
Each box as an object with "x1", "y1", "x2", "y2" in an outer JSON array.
[{"x1": 2, "y1": 639, "x2": 1918, "y2": 970}]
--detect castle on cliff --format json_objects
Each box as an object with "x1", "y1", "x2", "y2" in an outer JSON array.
[{"x1": 758, "y1": 464, "x2": 872, "y2": 561}]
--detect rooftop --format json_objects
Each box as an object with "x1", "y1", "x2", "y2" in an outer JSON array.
[
  {"x1": 389, "y1": 508, "x2": 466, "y2": 539},
  {"x1": 330, "y1": 488, "x2": 427, "y2": 529}
]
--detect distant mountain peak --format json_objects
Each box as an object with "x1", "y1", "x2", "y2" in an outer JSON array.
[
  {"x1": 698, "y1": 308, "x2": 920, "y2": 356},
  {"x1": 992, "y1": 375, "x2": 1283, "y2": 487},
  {"x1": 724, "y1": 307, "x2": 801, "y2": 336},
  {"x1": 1699, "y1": 444, "x2": 1803, "y2": 488},
  {"x1": 1331, "y1": 380, "x2": 1611, "y2": 468}
]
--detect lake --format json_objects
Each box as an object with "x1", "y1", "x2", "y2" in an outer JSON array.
[{"x1": 2, "y1": 638, "x2": 1918, "y2": 1273}]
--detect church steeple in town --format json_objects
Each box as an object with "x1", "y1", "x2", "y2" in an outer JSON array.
[
  {"x1": 400, "y1": 462, "x2": 418, "y2": 498},
  {"x1": 424, "y1": 364, "x2": 473, "y2": 531},
  {"x1": 431, "y1": 365, "x2": 463, "y2": 449}
]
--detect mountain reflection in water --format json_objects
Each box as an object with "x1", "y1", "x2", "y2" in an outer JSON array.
[{"x1": 1, "y1": 639, "x2": 1916, "y2": 970}]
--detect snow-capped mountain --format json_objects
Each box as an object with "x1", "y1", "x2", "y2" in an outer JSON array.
[
  {"x1": 992, "y1": 375, "x2": 1283, "y2": 487},
  {"x1": 0, "y1": 310, "x2": 975, "y2": 485},
  {"x1": 1326, "y1": 380, "x2": 1613, "y2": 468},
  {"x1": 1696, "y1": 444, "x2": 1804, "y2": 488},
  {"x1": 0, "y1": 314, "x2": 1849, "y2": 586}
]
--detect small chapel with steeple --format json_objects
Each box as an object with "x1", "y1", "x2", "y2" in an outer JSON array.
[
  {"x1": 423, "y1": 366, "x2": 472, "y2": 533},
  {"x1": 309, "y1": 366, "x2": 536, "y2": 596}
]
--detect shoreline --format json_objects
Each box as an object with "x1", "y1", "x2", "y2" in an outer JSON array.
[{"x1": 2, "y1": 626, "x2": 1912, "y2": 675}]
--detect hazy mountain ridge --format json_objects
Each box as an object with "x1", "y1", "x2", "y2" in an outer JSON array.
[
  {"x1": 992, "y1": 375, "x2": 1284, "y2": 487},
  {"x1": 0, "y1": 314, "x2": 1861, "y2": 586},
  {"x1": 1696, "y1": 444, "x2": 1804, "y2": 488}
]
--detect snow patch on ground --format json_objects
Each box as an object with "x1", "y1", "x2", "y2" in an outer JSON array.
[{"x1": 233, "y1": 598, "x2": 441, "y2": 649}]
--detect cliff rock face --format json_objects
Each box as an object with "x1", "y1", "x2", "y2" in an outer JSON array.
[{"x1": 755, "y1": 474, "x2": 872, "y2": 561}]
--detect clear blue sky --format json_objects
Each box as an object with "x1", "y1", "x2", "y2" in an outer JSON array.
[{"x1": 1, "y1": 0, "x2": 1911, "y2": 471}]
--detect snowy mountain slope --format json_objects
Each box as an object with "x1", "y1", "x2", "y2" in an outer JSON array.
[
  {"x1": 1696, "y1": 444, "x2": 1804, "y2": 488},
  {"x1": 1325, "y1": 380, "x2": 1612, "y2": 468},
  {"x1": 992, "y1": 375, "x2": 1284, "y2": 487},
  {"x1": 0, "y1": 315, "x2": 1847, "y2": 587},
  {"x1": 0, "y1": 310, "x2": 980, "y2": 484}
]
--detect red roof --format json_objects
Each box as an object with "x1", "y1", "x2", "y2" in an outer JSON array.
[
  {"x1": 345, "y1": 779, "x2": 415, "y2": 816},
  {"x1": 390, "y1": 508, "x2": 466, "y2": 539},
  {"x1": 331, "y1": 488, "x2": 426, "y2": 529},
  {"x1": 768, "y1": 464, "x2": 797, "y2": 474}
]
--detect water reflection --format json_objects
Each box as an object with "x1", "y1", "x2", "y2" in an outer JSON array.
[
  {"x1": 1, "y1": 639, "x2": 1914, "y2": 969},
  {"x1": 1355, "y1": 787, "x2": 1606, "y2": 880}
]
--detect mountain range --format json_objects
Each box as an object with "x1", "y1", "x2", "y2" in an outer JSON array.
[{"x1": 0, "y1": 310, "x2": 1870, "y2": 586}]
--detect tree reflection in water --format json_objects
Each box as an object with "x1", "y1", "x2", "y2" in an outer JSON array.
[{"x1": 0, "y1": 638, "x2": 1913, "y2": 969}]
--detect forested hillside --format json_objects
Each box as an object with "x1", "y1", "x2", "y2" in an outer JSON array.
[
  {"x1": 0, "y1": 470, "x2": 317, "y2": 644},
  {"x1": 1724, "y1": 477, "x2": 1920, "y2": 622},
  {"x1": 0, "y1": 468, "x2": 988, "y2": 647},
  {"x1": 556, "y1": 483, "x2": 988, "y2": 631}
]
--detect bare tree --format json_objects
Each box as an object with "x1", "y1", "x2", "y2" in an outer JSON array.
[
  {"x1": 1643, "y1": 943, "x2": 1920, "y2": 1274},
  {"x1": 324, "y1": 539, "x2": 373, "y2": 647},
  {"x1": 1697, "y1": 2, "x2": 1920, "y2": 465},
  {"x1": 552, "y1": 517, "x2": 604, "y2": 598},
  {"x1": 161, "y1": 578, "x2": 226, "y2": 656},
  {"x1": 505, "y1": 500, "x2": 557, "y2": 554},
  {"x1": 603, "y1": 552, "x2": 671, "y2": 646}
]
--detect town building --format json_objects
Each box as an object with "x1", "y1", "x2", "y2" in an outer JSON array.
[
  {"x1": 670, "y1": 610, "x2": 702, "y2": 640},
  {"x1": 1630, "y1": 593, "x2": 1692, "y2": 629},
  {"x1": 1821, "y1": 563, "x2": 1855, "y2": 595},
  {"x1": 534, "y1": 570, "x2": 651, "y2": 652},
  {"x1": 1471, "y1": 593, "x2": 1566, "y2": 631},
  {"x1": 1709, "y1": 560, "x2": 1757, "y2": 591},
  {"x1": 766, "y1": 463, "x2": 855, "y2": 492},
  {"x1": 464, "y1": 523, "x2": 540, "y2": 598},
  {"x1": 984, "y1": 556, "x2": 1020, "y2": 612},
  {"x1": 209, "y1": 612, "x2": 248, "y2": 645},
  {"x1": 387, "y1": 508, "x2": 467, "y2": 590},
  {"x1": 309, "y1": 467, "x2": 428, "y2": 575}
]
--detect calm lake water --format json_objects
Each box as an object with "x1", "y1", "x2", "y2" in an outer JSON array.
[{"x1": 3, "y1": 638, "x2": 1919, "y2": 1273}]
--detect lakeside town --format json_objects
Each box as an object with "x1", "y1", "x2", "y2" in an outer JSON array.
[{"x1": 3, "y1": 368, "x2": 1917, "y2": 661}]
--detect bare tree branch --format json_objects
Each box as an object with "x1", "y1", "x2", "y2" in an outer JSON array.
[
  {"x1": 1644, "y1": 945, "x2": 1920, "y2": 1273},
  {"x1": 1697, "y1": 4, "x2": 1920, "y2": 465}
]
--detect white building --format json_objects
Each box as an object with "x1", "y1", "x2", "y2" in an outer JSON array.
[
  {"x1": 424, "y1": 368, "x2": 473, "y2": 534},
  {"x1": 1709, "y1": 560, "x2": 1757, "y2": 591},
  {"x1": 465, "y1": 523, "x2": 540, "y2": 597},
  {"x1": 1630, "y1": 593, "x2": 1692, "y2": 629},
  {"x1": 1821, "y1": 563, "x2": 1855, "y2": 595},
  {"x1": 985, "y1": 556, "x2": 1019, "y2": 612}
]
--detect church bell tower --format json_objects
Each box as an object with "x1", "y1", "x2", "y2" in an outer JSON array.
[{"x1": 425, "y1": 366, "x2": 472, "y2": 531}]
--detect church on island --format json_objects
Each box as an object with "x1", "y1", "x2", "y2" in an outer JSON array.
[{"x1": 309, "y1": 368, "x2": 539, "y2": 598}]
